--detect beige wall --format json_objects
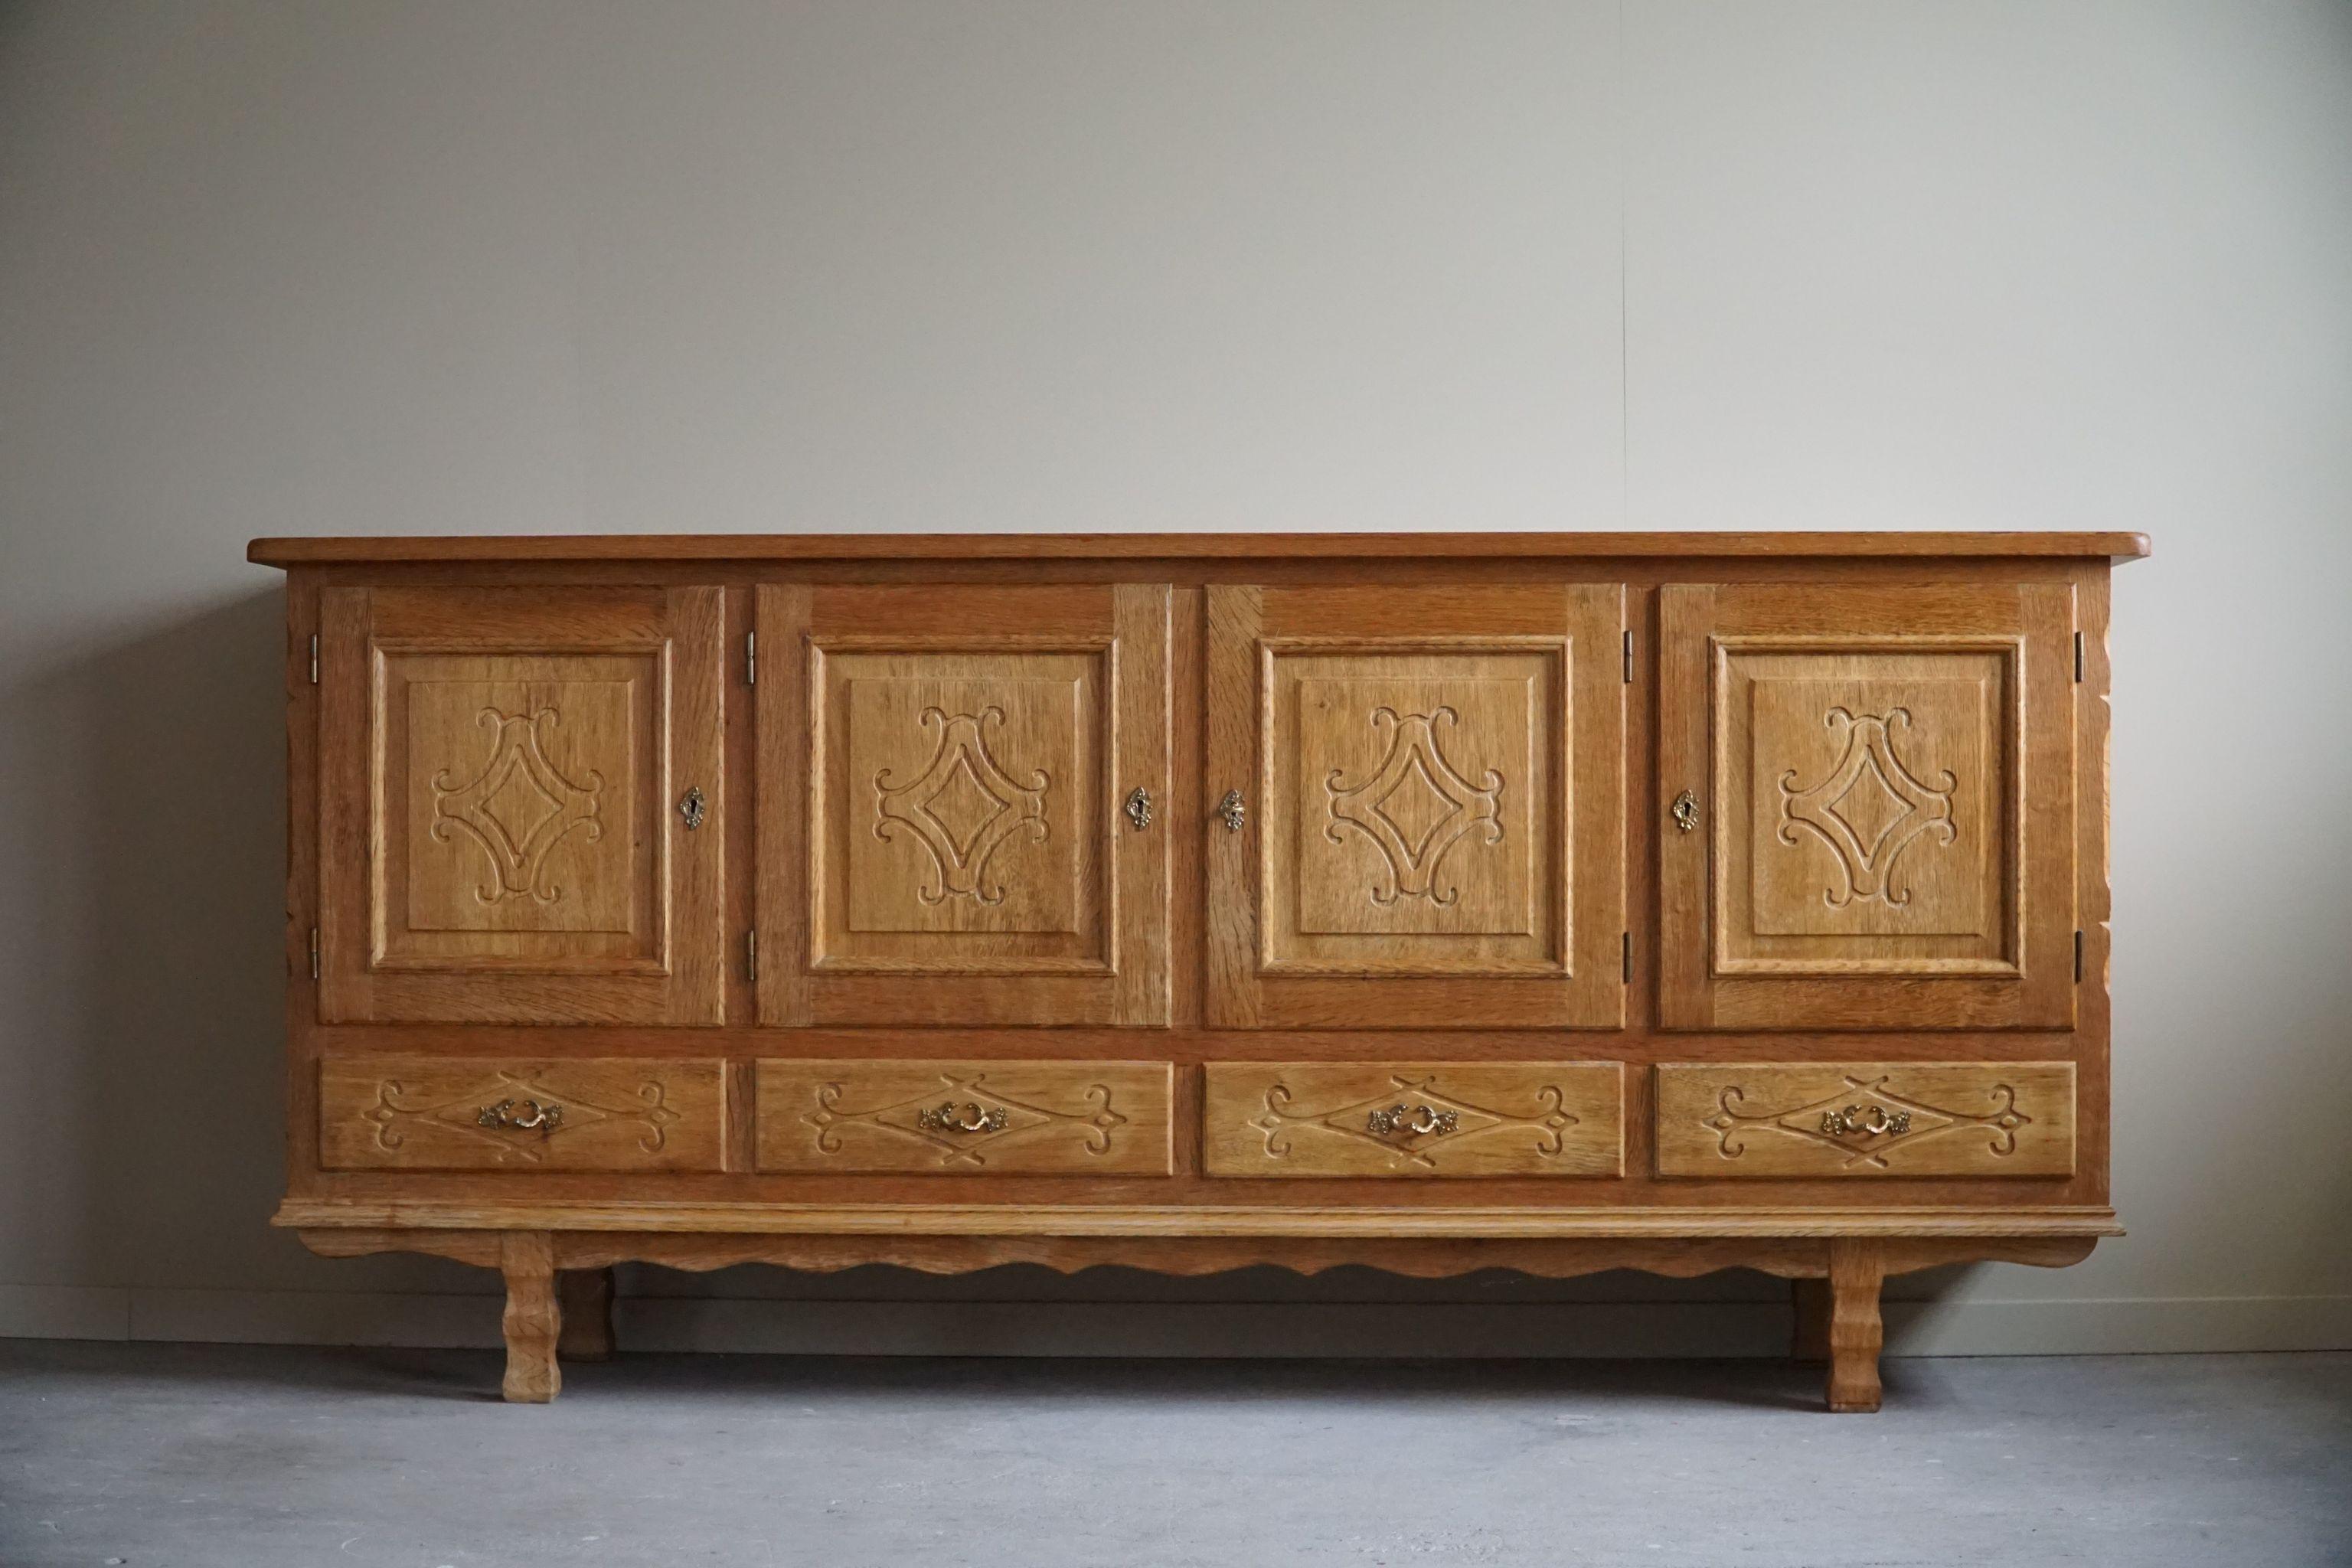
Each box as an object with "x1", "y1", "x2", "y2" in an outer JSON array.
[{"x1": 3, "y1": 0, "x2": 2346, "y2": 1355}]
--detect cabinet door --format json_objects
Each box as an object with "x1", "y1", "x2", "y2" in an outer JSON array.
[
  {"x1": 1658, "y1": 582, "x2": 2076, "y2": 1030},
  {"x1": 1207, "y1": 583, "x2": 1625, "y2": 1029},
  {"x1": 318, "y1": 586, "x2": 727, "y2": 1024},
  {"x1": 756, "y1": 583, "x2": 1169, "y2": 1027}
]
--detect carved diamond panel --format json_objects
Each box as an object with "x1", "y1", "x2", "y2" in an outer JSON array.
[
  {"x1": 1279, "y1": 663, "x2": 1550, "y2": 959},
  {"x1": 842, "y1": 673, "x2": 1088, "y2": 936},
  {"x1": 1714, "y1": 644, "x2": 2017, "y2": 976},
  {"x1": 399, "y1": 668, "x2": 646, "y2": 940}
]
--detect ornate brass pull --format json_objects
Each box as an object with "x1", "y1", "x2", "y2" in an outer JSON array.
[
  {"x1": 678, "y1": 786, "x2": 707, "y2": 831},
  {"x1": 1217, "y1": 789, "x2": 1247, "y2": 832},
  {"x1": 1670, "y1": 789, "x2": 1700, "y2": 833},
  {"x1": 478, "y1": 1098, "x2": 564, "y2": 1134},
  {"x1": 1367, "y1": 1103, "x2": 1459, "y2": 1138},
  {"x1": 1124, "y1": 786, "x2": 1153, "y2": 831},
  {"x1": 1821, "y1": 1105, "x2": 1913, "y2": 1138},
  {"x1": 917, "y1": 1102, "x2": 1009, "y2": 1135}
]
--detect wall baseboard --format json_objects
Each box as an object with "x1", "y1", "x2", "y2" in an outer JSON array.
[{"x1": 4, "y1": 1285, "x2": 2347, "y2": 1359}]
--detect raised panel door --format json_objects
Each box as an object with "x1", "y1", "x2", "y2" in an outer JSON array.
[
  {"x1": 756, "y1": 583, "x2": 1169, "y2": 1026},
  {"x1": 317, "y1": 586, "x2": 726, "y2": 1024},
  {"x1": 1207, "y1": 583, "x2": 1625, "y2": 1028},
  {"x1": 1659, "y1": 583, "x2": 2076, "y2": 1029}
]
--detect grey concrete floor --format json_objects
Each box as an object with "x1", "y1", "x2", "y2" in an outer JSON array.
[{"x1": 0, "y1": 1341, "x2": 2346, "y2": 1567}]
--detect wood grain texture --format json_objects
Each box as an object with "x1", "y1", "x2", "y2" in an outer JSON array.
[
  {"x1": 250, "y1": 531, "x2": 2153, "y2": 565},
  {"x1": 557, "y1": 1267, "x2": 615, "y2": 1361},
  {"x1": 1659, "y1": 582, "x2": 2076, "y2": 1030},
  {"x1": 1206, "y1": 583, "x2": 1624, "y2": 1028},
  {"x1": 498, "y1": 1231, "x2": 560, "y2": 1403},
  {"x1": 275, "y1": 1197, "x2": 2122, "y2": 1240},
  {"x1": 759, "y1": 583, "x2": 1169, "y2": 1027},
  {"x1": 318, "y1": 585, "x2": 727, "y2": 1025},
  {"x1": 1655, "y1": 1063, "x2": 2075, "y2": 1178},
  {"x1": 1826, "y1": 1238, "x2": 1886, "y2": 1413},
  {"x1": 318, "y1": 1057, "x2": 727, "y2": 1172},
  {"x1": 1202, "y1": 1063, "x2": 1623, "y2": 1178},
  {"x1": 756, "y1": 1060, "x2": 1173, "y2": 1175}
]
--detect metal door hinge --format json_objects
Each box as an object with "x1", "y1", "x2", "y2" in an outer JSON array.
[
  {"x1": 307, "y1": 634, "x2": 319, "y2": 685},
  {"x1": 1621, "y1": 931, "x2": 1632, "y2": 982},
  {"x1": 745, "y1": 631, "x2": 757, "y2": 686},
  {"x1": 308, "y1": 927, "x2": 320, "y2": 981},
  {"x1": 1622, "y1": 629, "x2": 1634, "y2": 684},
  {"x1": 746, "y1": 929, "x2": 758, "y2": 982},
  {"x1": 2073, "y1": 929, "x2": 2083, "y2": 983},
  {"x1": 2073, "y1": 632, "x2": 2084, "y2": 684}
]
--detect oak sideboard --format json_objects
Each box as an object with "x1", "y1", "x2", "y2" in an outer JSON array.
[{"x1": 251, "y1": 530, "x2": 2145, "y2": 1409}]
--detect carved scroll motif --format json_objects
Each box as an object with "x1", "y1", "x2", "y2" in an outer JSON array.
[
  {"x1": 1323, "y1": 707, "x2": 1504, "y2": 907},
  {"x1": 873, "y1": 707, "x2": 1050, "y2": 906},
  {"x1": 1776, "y1": 707, "x2": 1955, "y2": 909},
  {"x1": 802, "y1": 1074, "x2": 1126, "y2": 1169},
  {"x1": 1705, "y1": 1075, "x2": 2030, "y2": 1172},
  {"x1": 1252, "y1": 1074, "x2": 1577, "y2": 1171},
  {"x1": 430, "y1": 707, "x2": 605, "y2": 904},
  {"x1": 363, "y1": 1070, "x2": 679, "y2": 1165}
]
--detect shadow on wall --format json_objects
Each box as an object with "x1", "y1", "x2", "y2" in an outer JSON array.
[{"x1": 19, "y1": 589, "x2": 473, "y2": 1300}]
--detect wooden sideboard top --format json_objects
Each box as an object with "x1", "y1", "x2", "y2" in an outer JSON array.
[{"x1": 247, "y1": 530, "x2": 2151, "y2": 567}]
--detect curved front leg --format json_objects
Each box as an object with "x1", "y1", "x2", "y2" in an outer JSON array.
[{"x1": 499, "y1": 1231, "x2": 561, "y2": 1403}]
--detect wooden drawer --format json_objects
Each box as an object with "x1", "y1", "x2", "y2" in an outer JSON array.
[
  {"x1": 1655, "y1": 1062, "x2": 2076, "y2": 1178},
  {"x1": 757, "y1": 1060, "x2": 1173, "y2": 1174},
  {"x1": 1204, "y1": 1063, "x2": 1623, "y2": 1178},
  {"x1": 319, "y1": 1057, "x2": 727, "y2": 1171}
]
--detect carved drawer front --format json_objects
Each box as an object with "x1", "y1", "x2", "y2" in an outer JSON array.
[
  {"x1": 316, "y1": 585, "x2": 728, "y2": 1026},
  {"x1": 1206, "y1": 583, "x2": 1626, "y2": 1031},
  {"x1": 1658, "y1": 583, "x2": 2077, "y2": 1031},
  {"x1": 756, "y1": 1060, "x2": 1174, "y2": 1174},
  {"x1": 756, "y1": 583, "x2": 1170, "y2": 1028},
  {"x1": 1203, "y1": 1063, "x2": 1624, "y2": 1178},
  {"x1": 318, "y1": 1057, "x2": 727, "y2": 1172},
  {"x1": 1654, "y1": 1063, "x2": 2076, "y2": 1178}
]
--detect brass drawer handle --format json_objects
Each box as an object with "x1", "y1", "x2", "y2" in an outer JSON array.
[
  {"x1": 1821, "y1": 1105, "x2": 1913, "y2": 1138},
  {"x1": 478, "y1": 1098, "x2": 564, "y2": 1134},
  {"x1": 1217, "y1": 789, "x2": 1247, "y2": 832},
  {"x1": 679, "y1": 786, "x2": 707, "y2": 831},
  {"x1": 917, "y1": 1101, "x2": 1009, "y2": 1135},
  {"x1": 1124, "y1": 786, "x2": 1153, "y2": 831},
  {"x1": 1671, "y1": 790, "x2": 1700, "y2": 833},
  {"x1": 1367, "y1": 1103, "x2": 1459, "y2": 1138}
]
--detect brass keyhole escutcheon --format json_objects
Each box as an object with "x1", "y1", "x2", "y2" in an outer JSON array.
[
  {"x1": 1671, "y1": 790, "x2": 1700, "y2": 833},
  {"x1": 1125, "y1": 786, "x2": 1153, "y2": 831},
  {"x1": 1217, "y1": 790, "x2": 1247, "y2": 832},
  {"x1": 679, "y1": 786, "x2": 707, "y2": 831}
]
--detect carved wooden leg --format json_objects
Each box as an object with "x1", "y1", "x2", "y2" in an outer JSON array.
[
  {"x1": 499, "y1": 1231, "x2": 561, "y2": 1403},
  {"x1": 1824, "y1": 1239, "x2": 1886, "y2": 1413},
  {"x1": 1791, "y1": 1276, "x2": 1830, "y2": 1362},
  {"x1": 557, "y1": 1267, "x2": 616, "y2": 1363}
]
